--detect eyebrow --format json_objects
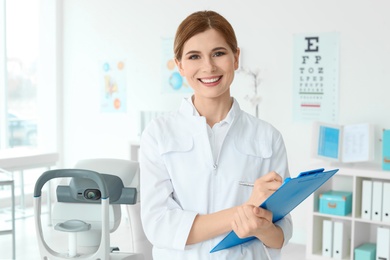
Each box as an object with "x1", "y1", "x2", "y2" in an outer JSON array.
[{"x1": 184, "y1": 46, "x2": 228, "y2": 56}]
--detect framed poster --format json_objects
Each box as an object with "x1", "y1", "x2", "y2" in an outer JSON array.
[
  {"x1": 293, "y1": 32, "x2": 339, "y2": 123},
  {"x1": 100, "y1": 60, "x2": 127, "y2": 113}
]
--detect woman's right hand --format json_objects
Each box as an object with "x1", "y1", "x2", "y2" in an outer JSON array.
[{"x1": 245, "y1": 171, "x2": 282, "y2": 207}]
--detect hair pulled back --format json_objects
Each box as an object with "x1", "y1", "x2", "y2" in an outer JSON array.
[{"x1": 174, "y1": 10, "x2": 238, "y2": 61}]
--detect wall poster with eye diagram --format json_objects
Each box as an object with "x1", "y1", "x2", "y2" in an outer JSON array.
[
  {"x1": 100, "y1": 60, "x2": 127, "y2": 113},
  {"x1": 292, "y1": 32, "x2": 339, "y2": 123},
  {"x1": 161, "y1": 38, "x2": 193, "y2": 94}
]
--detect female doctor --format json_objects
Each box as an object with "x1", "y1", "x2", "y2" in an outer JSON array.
[{"x1": 139, "y1": 10, "x2": 292, "y2": 260}]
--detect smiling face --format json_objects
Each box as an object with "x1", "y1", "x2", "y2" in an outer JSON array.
[{"x1": 175, "y1": 29, "x2": 240, "y2": 101}]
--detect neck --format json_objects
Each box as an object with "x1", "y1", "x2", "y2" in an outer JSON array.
[{"x1": 192, "y1": 94, "x2": 233, "y2": 127}]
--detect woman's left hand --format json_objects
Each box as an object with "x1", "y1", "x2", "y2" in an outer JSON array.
[{"x1": 231, "y1": 204, "x2": 275, "y2": 239}]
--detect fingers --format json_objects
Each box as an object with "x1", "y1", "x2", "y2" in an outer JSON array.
[
  {"x1": 253, "y1": 207, "x2": 273, "y2": 222},
  {"x1": 254, "y1": 171, "x2": 282, "y2": 191},
  {"x1": 232, "y1": 205, "x2": 255, "y2": 238},
  {"x1": 246, "y1": 171, "x2": 284, "y2": 207},
  {"x1": 263, "y1": 171, "x2": 282, "y2": 183},
  {"x1": 232, "y1": 205, "x2": 273, "y2": 238}
]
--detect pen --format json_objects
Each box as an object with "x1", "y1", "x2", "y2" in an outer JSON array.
[
  {"x1": 238, "y1": 181, "x2": 254, "y2": 187},
  {"x1": 239, "y1": 177, "x2": 291, "y2": 187}
]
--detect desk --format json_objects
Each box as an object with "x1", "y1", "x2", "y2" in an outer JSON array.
[
  {"x1": 0, "y1": 148, "x2": 59, "y2": 222},
  {"x1": 0, "y1": 148, "x2": 59, "y2": 170},
  {"x1": 0, "y1": 175, "x2": 15, "y2": 259}
]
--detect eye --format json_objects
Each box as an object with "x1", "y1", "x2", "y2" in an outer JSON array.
[
  {"x1": 214, "y1": 51, "x2": 226, "y2": 57},
  {"x1": 188, "y1": 54, "x2": 200, "y2": 60},
  {"x1": 213, "y1": 51, "x2": 226, "y2": 57}
]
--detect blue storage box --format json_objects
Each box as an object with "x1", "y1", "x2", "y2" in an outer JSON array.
[
  {"x1": 354, "y1": 243, "x2": 376, "y2": 260},
  {"x1": 319, "y1": 190, "x2": 352, "y2": 216}
]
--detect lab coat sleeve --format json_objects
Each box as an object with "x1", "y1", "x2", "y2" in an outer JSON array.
[{"x1": 139, "y1": 124, "x2": 198, "y2": 250}]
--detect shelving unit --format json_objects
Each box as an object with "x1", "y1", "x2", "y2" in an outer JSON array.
[
  {"x1": 306, "y1": 164, "x2": 390, "y2": 260},
  {"x1": 0, "y1": 178, "x2": 15, "y2": 259}
]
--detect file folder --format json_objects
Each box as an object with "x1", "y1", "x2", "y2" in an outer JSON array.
[
  {"x1": 322, "y1": 220, "x2": 333, "y2": 257},
  {"x1": 210, "y1": 168, "x2": 339, "y2": 253},
  {"x1": 361, "y1": 180, "x2": 373, "y2": 220},
  {"x1": 332, "y1": 221, "x2": 349, "y2": 260},
  {"x1": 372, "y1": 181, "x2": 383, "y2": 221},
  {"x1": 377, "y1": 227, "x2": 390, "y2": 260},
  {"x1": 382, "y1": 182, "x2": 390, "y2": 222}
]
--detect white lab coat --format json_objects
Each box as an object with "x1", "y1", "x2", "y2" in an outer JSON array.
[{"x1": 140, "y1": 98, "x2": 292, "y2": 260}]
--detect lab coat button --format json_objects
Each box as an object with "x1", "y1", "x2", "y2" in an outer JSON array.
[{"x1": 213, "y1": 164, "x2": 217, "y2": 170}]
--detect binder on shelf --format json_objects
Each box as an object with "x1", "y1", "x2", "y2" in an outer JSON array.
[
  {"x1": 372, "y1": 181, "x2": 383, "y2": 222},
  {"x1": 382, "y1": 182, "x2": 390, "y2": 222},
  {"x1": 210, "y1": 168, "x2": 339, "y2": 253},
  {"x1": 332, "y1": 221, "x2": 349, "y2": 260},
  {"x1": 322, "y1": 220, "x2": 333, "y2": 257},
  {"x1": 361, "y1": 179, "x2": 373, "y2": 220},
  {"x1": 376, "y1": 227, "x2": 390, "y2": 260},
  {"x1": 383, "y1": 129, "x2": 390, "y2": 171}
]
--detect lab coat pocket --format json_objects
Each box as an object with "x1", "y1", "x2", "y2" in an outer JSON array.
[
  {"x1": 158, "y1": 135, "x2": 194, "y2": 155},
  {"x1": 234, "y1": 138, "x2": 273, "y2": 177},
  {"x1": 234, "y1": 139, "x2": 273, "y2": 159},
  {"x1": 157, "y1": 135, "x2": 199, "y2": 188}
]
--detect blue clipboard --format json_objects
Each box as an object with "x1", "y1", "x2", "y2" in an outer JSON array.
[{"x1": 210, "y1": 168, "x2": 339, "y2": 253}]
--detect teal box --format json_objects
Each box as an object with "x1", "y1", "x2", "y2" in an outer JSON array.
[
  {"x1": 354, "y1": 243, "x2": 376, "y2": 260},
  {"x1": 319, "y1": 190, "x2": 352, "y2": 216}
]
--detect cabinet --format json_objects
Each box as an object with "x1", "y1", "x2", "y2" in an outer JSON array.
[{"x1": 306, "y1": 164, "x2": 390, "y2": 260}]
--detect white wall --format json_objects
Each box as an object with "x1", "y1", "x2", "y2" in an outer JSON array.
[{"x1": 61, "y1": 0, "x2": 390, "y2": 244}]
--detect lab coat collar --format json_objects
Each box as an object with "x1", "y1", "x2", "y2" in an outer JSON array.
[{"x1": 180, "y1": 96, "x2": 241, "y2": 125}]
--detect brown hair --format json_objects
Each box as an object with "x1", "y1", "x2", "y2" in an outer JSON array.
[{"x1": 173, "y1": 10, "x2": 238, "y2": 61}]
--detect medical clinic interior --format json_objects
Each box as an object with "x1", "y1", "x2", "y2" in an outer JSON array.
[{"x1": 1, "y1": 1, "x2": 390, "y2": 259}]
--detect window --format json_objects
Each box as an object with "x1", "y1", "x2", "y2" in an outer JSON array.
[
  {"x1": 3, "y1": 0, "x2": 39, "y2": 148},
  {"x1": 0, "y1": 0, "x2": 59, "y2": 151}
]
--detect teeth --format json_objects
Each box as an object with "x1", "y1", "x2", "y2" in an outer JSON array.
[{"x1": 201, "y1": 77, "x2": 220, "y2": 83}]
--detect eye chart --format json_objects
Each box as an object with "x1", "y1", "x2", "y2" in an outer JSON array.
[{"x1": 292, "y1": 32, "x2": 339, "y2": 123}]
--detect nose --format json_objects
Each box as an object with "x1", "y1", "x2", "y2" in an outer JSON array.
[{"x1": 202, "y1": 57, "x2": 216, "y2": 72}]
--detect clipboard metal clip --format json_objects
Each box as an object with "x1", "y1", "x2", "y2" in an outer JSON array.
[{"x1": 298, "y1": 168, "x2": 325, "y2": 177}]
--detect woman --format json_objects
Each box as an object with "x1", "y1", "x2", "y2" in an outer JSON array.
[{"x1": 140, "y1": 10, "x2": 292, "y2": 259}]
